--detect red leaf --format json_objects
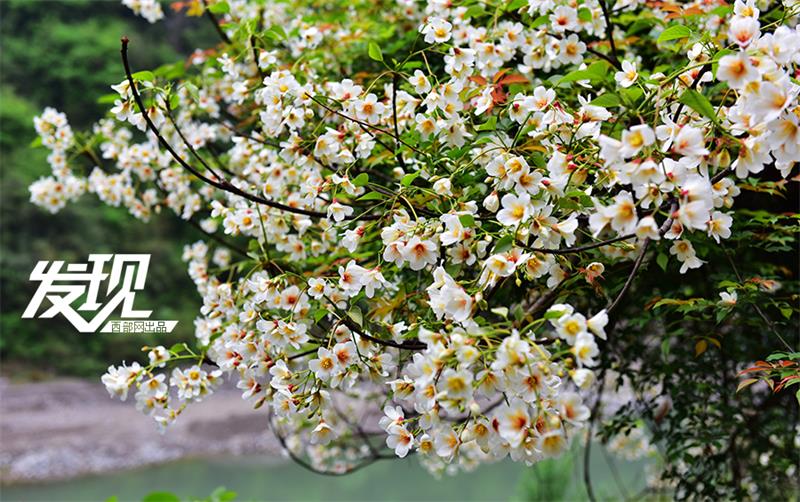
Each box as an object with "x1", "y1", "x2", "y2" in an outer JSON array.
[
  {"x1": 469, "y1": 75, "x2": 488, "y2": 86},
  {"x1": 497, "y1": 74, "x2": 530, "y2": 86}
]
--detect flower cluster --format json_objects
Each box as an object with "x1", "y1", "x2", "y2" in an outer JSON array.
[
  {"x1": 31, "y1": 0, "x2": 798, "y2": 478},
  {"x1": 29, "y1": 107, "x2": 85, "y2": 213}
]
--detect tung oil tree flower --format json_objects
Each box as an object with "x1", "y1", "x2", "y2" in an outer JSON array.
[{"x1": 29, "y1": 0, "x2": 799, "y2": 498}]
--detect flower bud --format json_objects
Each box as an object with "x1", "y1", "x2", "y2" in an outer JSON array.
[{"x1": 483, "y1": 191, "x2": 499, "y2": 212}]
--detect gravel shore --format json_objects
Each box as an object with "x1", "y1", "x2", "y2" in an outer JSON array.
[{"x1": 0, "y1": 377, "x2": 281, "y2": 484}]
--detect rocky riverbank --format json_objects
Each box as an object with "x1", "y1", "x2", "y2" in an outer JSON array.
[{"x1": 0, "y1": 377, "x2": 281, "y2": 484}]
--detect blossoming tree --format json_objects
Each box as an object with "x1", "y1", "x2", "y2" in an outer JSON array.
[{"x1": 30, "y1": 0, "x2": 798, "y2": 498}]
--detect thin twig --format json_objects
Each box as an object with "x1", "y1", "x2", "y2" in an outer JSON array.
[
  {"x1": 201, "y1": 0, "x2": 232, "y2": 45},
  {"x1": 391, "y1": 72, "x2": 406, "y2": 169},
  {"x1": 524, "y1": 233, "x2": 636, "y2": 255},
  {"x1": 121, "y1": 38, "x2": 380, "y2": 222},
  {"x1": 597, "y1": 0, "x2": 621, "y2": 68},
  {"x1": 305, "y1": 93, "x2": 427, "y2": 157},
  {"x1": 722, "y1": 246, "x2": 793, "y2": 351}
]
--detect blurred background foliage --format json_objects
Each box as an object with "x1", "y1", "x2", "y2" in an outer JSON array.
[{"x1": 0, "y1": 0, "x2": 216, "y2": 377}]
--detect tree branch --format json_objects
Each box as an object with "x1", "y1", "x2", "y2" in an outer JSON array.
[{"x1": 121, "y1": 38, "x2": 381, "y2": 222}]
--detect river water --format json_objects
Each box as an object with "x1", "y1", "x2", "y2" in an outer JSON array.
[{"x1": 1, "y1": 447, "x2": 648, "y2": 501}]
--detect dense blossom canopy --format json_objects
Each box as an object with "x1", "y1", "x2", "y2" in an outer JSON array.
[{"x1": 30, "y1": 0, "x2": 799, "y2": 496}]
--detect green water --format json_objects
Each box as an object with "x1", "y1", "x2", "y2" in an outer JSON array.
[{"x1": 1, "y1": 448, "x2": 648, "y2": 501}]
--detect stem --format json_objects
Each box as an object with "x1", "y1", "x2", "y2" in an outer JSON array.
[
  {"x1": 121, "y1": 37, "x2": 379, "y2": 221},
  {"x1": 201, "y1": 0, "x2": 232, "y2": 45}
]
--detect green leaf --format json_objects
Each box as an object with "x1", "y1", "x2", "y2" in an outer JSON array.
[
  {"x1": 29, "y1": 136, "x2": 43, "y2": 148},
  {"x1": 142, "y1": 492, "x2": 181, "y2": 502},
  {"x1": 494, "y1": 235, "x2": 514, "y2": 254},
  {"x1": 476, "y1": 116, "x2": 497, "y2": 131},
  {"x1": 265, "y1": 25, "x2": 287, "y2": 41},
  {"x1": 208, "y1": 1, "x2": 230, "y2": 14},
  {"x1": 131, "y1": 71, "x2": 155, "y2": 82},
  {"x1": 400, "y1": 61, "x2": 423, "y2": 71},
  {"x1": 626, "y1": 18, "x2": 656, "y2": 37},
  {"x1": 506, "y1": 0, "x2": 528, "y2": 12},
  {"x1": 657, "y1": 252, "x2": 668, "y2": 272},
  {"x1": 357, "y1": 191, "x2": 385, "y2": 201},
  {"x1": 658, "y1": 25, "x2": 692, "y2": 43},
  {"x1": 491, "y1": 306, "x2": 509, "y2": 317},
  {"x1": 661, "y1": 338, "x2": 671, "y2": 360},
  {"x1": 347, "y1": 306, "x2": 363, "y2": 327},
  {"x1": 711, "y1": 5, "x2": 733, "y2": 17},
  {"x1": 97, "y1": 93, "x2": 120, "y2": 104},
  {"x1": 679, "y1": 89, "x2": 718, "y2": 123},
  {"x1": 464, "y1": 5, "x2": 486, "y2": 18},
  {"x1": 766, "y1": 352, "x2": 789, "y2": 362},
  {"x1": 589, "y1": 93, "x2": 621, "y2": 108},
  {"x1": 183, "y1": 82, "x2": 200, "y2": 102},
  {"x1": 368, "y1": 42, "x2": 383, "y2": 62},
  {"x1": 168, "y1": 93, "x2": 180, "y2": 110},
  {"x1": 459, "y1": 214, "x2": 475, "y2": 227},
  {"x1": 401, "y1": 171, "x2": 420, "y2": 187},
  {"x1": 529, "y1": 15, "x2": 549, "y2": 29},
  {"x1": 544, "y1": 308, "x2": 567, "y2": 320},
  {"x1": 313, "y1": 309, "x2": 328, "y2": 323},
  {"x1": 577, "y1": 7, "x2": 592, "y2": 22},
  {"x1": 154, "y1": 61, "x2": 185, "y2": 80},
  {"x1": 559, "y1": 61, "x2": 608, "y2": 84},
  {"x1": 736, "y1": 378, "x2": 758, "y2": 393},
  {"x1": 352, "y1": 172, "x2": 369, "y2": 187}
]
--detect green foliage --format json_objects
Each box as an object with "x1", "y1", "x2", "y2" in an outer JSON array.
[
  {"x1": 595, "y1": 186, "x2": 799, "y2": 500},
  {"x1": 0, "y1": 1, "x2": 215, "y2": 377}
]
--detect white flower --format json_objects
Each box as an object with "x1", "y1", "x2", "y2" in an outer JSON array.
[
  {"x1": 421, "y1": 17, "x2": 452, "y2": 44},
  {"x1": 550, "y1": 5, "x2": 578, "y2": 33},
  {"x1": 587, "y1": 310, "x2": 608, "y2": 340},
  {"x1": 554, "y1": 312, "x2": 587, "y2": 344},
  {"x1": 444, "y1": 286, "x2": 473, "y2": 323},
  {"x1": 571, "y1": 368, "x2": 596, "y2": 390},
  {"x1": 310, "y1": 420, "x2": 336, "y2": 445},
  {"x1": 728, "y1": 15, "x2": 760, "y2": 48},
  {"x1": 101, "y1": 362, "x2": 141, "y2": 401},
  {"x1": 359, "y1": 93, "x2": 386, "y2": 122},
  {"x1": 327, "y1": 200, "x2": 353, "y2": 222},
  {"x1": 719, "y1": 291, "x2": 738, "y2": 306},
  {"x1": 410, "y1": 70, "x2": 431, "y2": 94},
  {"x1": 707, "y1": 211, "x2": 733, "y2": 243},
  {"x1": 671, "y1": 126, "x2": 709, "y2": 158},
  {"x1": 432, "y1": 178, "x2": 452, "y2": 196},
  {"x1": 402, "y1": 236, "x2": 438, "y2": 270},
  {"x1": 669, "y1": 239, "x2": 705, "y2": 273},
  {"x1": 496, "y1": 399, "x2": 530, "y2": 447},
  {"x1": 497, "y1": 192, "x2": 532, "y2": 226},
  {"x1": 615, "y1": 60, "x2": 638, "y2": 88},
  {"x1": 559, "y1": 392, "x2": 590, "y2": 423},
  {"x1": 717, "y1": 52, "x2": 759, "y2": 89},
  {"x1": 573, "y1": 332, "x2": 599, "y2": 367},
  {"x1": 386, "y1": 424, "x2": 414, "y2": 457},
  {"x1": 147, "y1": 346, "x2": 170, "y2": 368},
  {"x1": 439, "y1": 368, "x2": 473, "y2": 400},
  {"x1": 339, "y1": 260, "x2": 366, "y2": 296},
  {"x1": 620, "y1": 124, "x2": 655, "y2": 158},
  {"x1": 309, "y1": 348, "x2": 336, "y2": 380}
]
